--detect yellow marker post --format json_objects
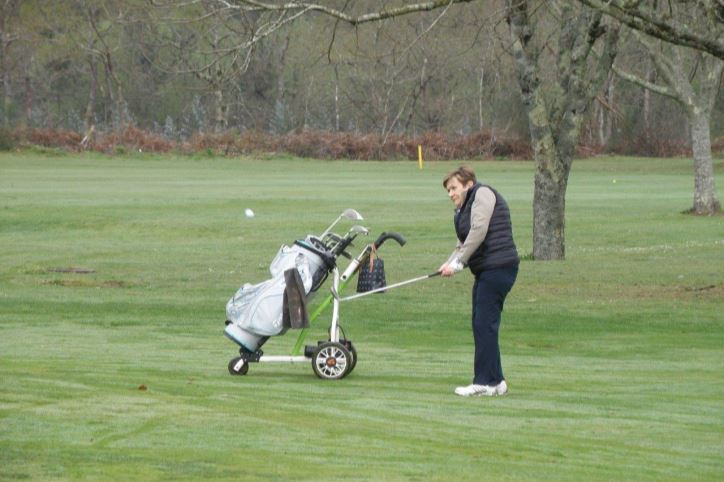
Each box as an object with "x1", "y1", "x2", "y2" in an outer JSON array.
[{"x1": 417, "y1": 145, "x2": 423, "y2": 169}]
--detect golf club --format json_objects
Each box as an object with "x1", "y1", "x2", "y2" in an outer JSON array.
[
  {"x1": 320, "y1": 208, "x2": 364, "y2": 238},
  {"x1": 335, "y1": 271, "x2": 441, "y2": 302}
]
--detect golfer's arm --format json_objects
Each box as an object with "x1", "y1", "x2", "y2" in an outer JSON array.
[
  {"x1": 457, "y1": 187, "x2": 495, "y2": 265},
  {"x1": 446, "y1": 243, "x2": 463, "y2": 265}
]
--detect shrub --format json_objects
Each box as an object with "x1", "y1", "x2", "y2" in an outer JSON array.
[
  {"x1": 4, "y1": 126, "x2": 535, "y2": 160},
  {"x1": 0, "y1": 126, "x2": 14, "y2": 151},
  {"x1": 24, "y1": 128, "x2": 82, "y2": 149},
  {"x1": 97, "y1": 126, "x2": 174, "y2": 154}
]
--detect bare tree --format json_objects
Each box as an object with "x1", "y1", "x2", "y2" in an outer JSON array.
[
  {"x1": 84, "y1": 2, "x2": 133, "y2": 128},
  {"x1": 74, "y1": 4, "x2": 103, "y2": 134},
  {"x1": 506, "y1": 1, "x2": 620, "y2": 259},
  {"x1": 144, "y1": 3, "x2": 242, "y2": 132},
  {"x1": 613, "y1": 32, "x2": 722, "y2": 214},
  {"x1": 148, "y1": 0, "x2": 316, "y2": 132},
  {"x1": 339, "y1": 20, "x2": 438, "y2": 139}
]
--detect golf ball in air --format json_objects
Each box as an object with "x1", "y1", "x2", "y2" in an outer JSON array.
[{"x1": 245, "y1": 208, "x2": 255, "y2": 218}]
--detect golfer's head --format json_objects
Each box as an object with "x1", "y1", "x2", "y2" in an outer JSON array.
[{"x1": 443, "y1": 166, "x2": 476, "y2": 208}]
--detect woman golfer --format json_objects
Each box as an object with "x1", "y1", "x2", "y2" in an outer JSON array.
[{"x1": 439, "y1": 166, "x2": 519, "y2": 397}]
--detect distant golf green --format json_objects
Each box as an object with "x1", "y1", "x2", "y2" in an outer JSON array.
[{"x1": 1, "y1": 151, "x2": 722, "y2": 480}]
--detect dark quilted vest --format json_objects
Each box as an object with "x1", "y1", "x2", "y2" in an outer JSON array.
[{"x1": 454, "y1": 183, "x2": 519, "y2": 274}]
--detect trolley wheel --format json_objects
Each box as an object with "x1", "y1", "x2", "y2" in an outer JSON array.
[
  {"x1": 347, "y1": 343, "x2": 358, "y2": 374},
  {"x1": 228, "y1": 357, "x2": 249, "y2": 376},
  {"x1": 312, "y1": 342, "x2": 352, "y2": 380}
]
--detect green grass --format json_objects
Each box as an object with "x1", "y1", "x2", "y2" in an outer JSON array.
[{"x1": 1, "y1": 152, "x2": 722, "y2": 481}]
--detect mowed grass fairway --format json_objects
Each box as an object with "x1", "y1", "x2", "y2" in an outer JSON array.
[{"x1": 1, "y1": 152, "x2": 722, "y2": 481}]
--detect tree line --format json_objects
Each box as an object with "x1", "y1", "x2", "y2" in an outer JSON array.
[{"x1": 1, "y1": 2, "x2": 718, "y2": 150}]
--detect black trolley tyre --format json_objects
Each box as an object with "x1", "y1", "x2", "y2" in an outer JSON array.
[
  {"x1": 228, "y1": 356, "x2": 249, "y2": 376},
  {"x1": 347, "y1": 342, "x2": 358, "y2": 374},
  {"x1": 312, "y1": 342, "x2": 353, "y2": 380}
]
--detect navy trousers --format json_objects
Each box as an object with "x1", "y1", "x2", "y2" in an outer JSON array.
[{"x1": 471, "y1": 265, "x2": 518, "y2": 386}]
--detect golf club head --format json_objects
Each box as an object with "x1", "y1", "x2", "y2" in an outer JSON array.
[
  {"x1": 348, "y1": 225, "x2": 369, "y2": 235},
  {"x1": 342, "y1": 209, "x2": 364, "y2": 221},
  {"x1": 320, "y1": 209, "x2": 364, "y2": 238}
]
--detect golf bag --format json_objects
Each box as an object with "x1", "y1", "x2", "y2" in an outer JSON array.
[{"x1": 224, "y1": 238, "x2": 335, "y2": 352}]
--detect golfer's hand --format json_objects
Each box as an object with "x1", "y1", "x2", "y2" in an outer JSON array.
[
  {"x1": 439, "y1": 258, "x2": 464, "y2": 277},
  {"x1": 439, "y1": 263, "x2": 455, "y2": 277}
]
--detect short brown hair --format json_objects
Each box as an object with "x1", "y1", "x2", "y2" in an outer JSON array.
[{"x1": 443, "y1": 165, "x2": 477, "y2": 188}]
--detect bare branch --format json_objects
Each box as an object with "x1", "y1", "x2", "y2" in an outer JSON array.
[
  {"x1": 215, "y1": 0, "x2": 476, "y2": 25},
  {"x1": 611, "y1": 62, "x2": 676, "y2": 99},
  {"x1": 575, "y1": 0, "x2": 724, "y2": 59}
]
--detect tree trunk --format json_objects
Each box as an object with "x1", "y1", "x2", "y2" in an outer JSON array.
[
  {"x1": 526, "y1": 86, "x2": 572, "y2": 259},
  {"x1": 604, "y1": 76, "x2": 614, "y2": 145},
  {"x1": 22, "y1": 68, "x2": 31, "y2": 127},
  {"x1": 642, "y1": 69, "x2": 652, "y2": 142},
  {"x1": 1, "y1": 54, "x2": 9, "y2": 125},
  {"x1": 533, "y1": 153, "x2": 569, "y2": 259},
  {"x1": 214, "y1": 87, "x2": 227, "y2": 133},
  {"x1": 334, "y1": 79, "x2": 340, "y2": 132},
  {"x1": 102, "y1": 51, "x2": 127, "y2": 128},
  {"x1": 596, "y1": 97, "x2": 605, "y2": 146},
  {"x1": 689, "y1": 109, "x2": 720, "y2": 214},
  {"x1": 478, "y1": 66, "x2": 484, "y2": 131},
  {"x1": 0, "y1": 6, "x2": 10, "y2": 126},
  {"x1": 84, "y1": 58, "x2": 97, "y2": 131}
]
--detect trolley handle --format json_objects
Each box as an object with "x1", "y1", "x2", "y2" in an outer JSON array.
[{"x1": 373, "y1": 231, "x2": 406, "y2": 249}]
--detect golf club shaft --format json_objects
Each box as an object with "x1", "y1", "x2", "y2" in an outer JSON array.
[{"x1": 339, "y1": 272, "x2": 440, "y2": 301}]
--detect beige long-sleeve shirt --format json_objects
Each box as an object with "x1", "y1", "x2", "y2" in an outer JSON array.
[{"x1": 446, "y1": 186, "x2": 496, "y2": 268}]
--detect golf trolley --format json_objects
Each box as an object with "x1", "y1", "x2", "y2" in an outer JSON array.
[{"x1": 224, "y1": 209, "x2": 420, "y2": 380}]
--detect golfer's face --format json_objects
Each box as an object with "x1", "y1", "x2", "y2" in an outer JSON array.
[{"x1": 446, "y1": 177, "x2": 472, "y2": 208}]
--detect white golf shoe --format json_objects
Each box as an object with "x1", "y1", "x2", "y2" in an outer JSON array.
[{"x1": 454, "y1": 380, "x2": 508, "y2": 397}]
